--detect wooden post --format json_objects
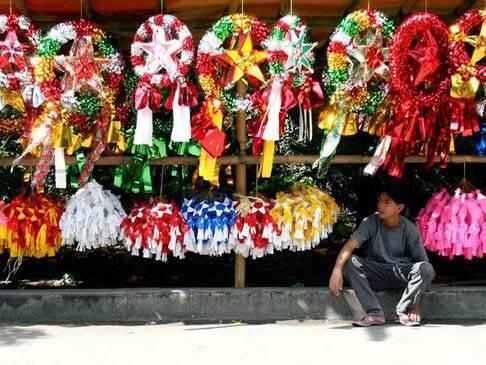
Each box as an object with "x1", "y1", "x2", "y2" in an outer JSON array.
[{"x1": 234, "y1": 80, "x2": 247, "y2": 288}]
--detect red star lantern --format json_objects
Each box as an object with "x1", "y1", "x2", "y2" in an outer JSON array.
[
  {"x1": 0, "y1": 30, "x2": 28, "y2": 70},
  {"x1": 55, "y1": 36, "x2": 111, "y2": 95},
  {"x1": 408, "y1": 30, "x2": 440, "y2": 87}
]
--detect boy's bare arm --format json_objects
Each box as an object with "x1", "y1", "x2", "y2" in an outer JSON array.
[{"x1": 329, "y1": 238, "x2": 359, "y2": 296}]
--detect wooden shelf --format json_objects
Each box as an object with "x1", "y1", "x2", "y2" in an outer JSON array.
[{"x1": 1, "y1": 154, "x2": 485, "y2": 167}]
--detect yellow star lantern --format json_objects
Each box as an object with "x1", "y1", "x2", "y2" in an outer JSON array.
[
  {"x1": 466, "y1": 20, "x2": 486, "y2": 65},
  {"x1": 216, "y1": 33, "x2": 267, "y2": 87}
]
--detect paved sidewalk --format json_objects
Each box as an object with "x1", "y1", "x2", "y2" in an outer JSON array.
[{"x1": 0, "y1": 320, "x2": 484, "y2": 365}]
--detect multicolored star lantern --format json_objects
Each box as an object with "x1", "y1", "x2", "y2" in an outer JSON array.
[
  {"x1": 139, "y1": 25, "x2": 182, "y2": 76},
  {"x1": 55, "y1": 36, "x2": 110, "y2": 95},
  {"x1": 216, "y1": 33, "x2": 267, "y2": 87},
  {"x1": 282, "y1": 29, "x2": 316, "y2": 73},
  {"x1": 348, "y1": 28, "x2": 389, "y2": 83}
]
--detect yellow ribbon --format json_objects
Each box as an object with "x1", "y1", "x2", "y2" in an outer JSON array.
[
  {"x1": 199, "y1": 100, "x2": 223, "y2": 184},
  {"x1": 318, "y1": 103, "x2": 358, "y2": 136},
  {"x1": 0, "y1": 89, "x2": 26, "y2": 113},
  {"x1": 451, "y1": 73, "x2": 480, "y2": 99},
  {"x1": 258, "y1": 140, "x2": 275, "y2": 178},
  {"x1": 53, "y1": 123, "x2": 74, "y2": 148}
]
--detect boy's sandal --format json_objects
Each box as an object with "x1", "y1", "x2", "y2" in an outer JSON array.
[{"x1": 395, "y1": 313, "x2": 421, "y2": 327}]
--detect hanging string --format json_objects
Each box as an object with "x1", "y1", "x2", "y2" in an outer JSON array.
[
  {"x1": 241, "y1": 0, "x2": 244, "y2": 14},
  {"x1": 159, "y1": 165, "x2": 166, "y2": 198},
  {"x1": 463, "y1": 161, "x2": 466, "y2": 180},
  {"x1": 367, "y1": 0, "x2": 370, "y2": 11},
  {"x1": 161, "y1": 0, "x2": 164, "y2": 13},
  {"x1": 425, "y1": 0, "x2": 428, "y2": 13},
  {"x1": 80, "y1": 0, "x2": 83, "y2": 19},
  {"x1": 9, "y1": 0, "x2": 12, "y2": 14},
  {"x1": 255, "y1": 165, "x2": 259, "y2": 196},
  {"x1": 290, "y1": 0, "x2": 293, "y2": 15}
]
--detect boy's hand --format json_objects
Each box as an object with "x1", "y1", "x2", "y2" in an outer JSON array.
[{"x1": 329, "y1": 267, "x2": 343, "y2": 296}]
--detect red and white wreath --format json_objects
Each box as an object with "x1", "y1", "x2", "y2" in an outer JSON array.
[{"x1": 131, "y1": 14, "x2": 198, "y2": 145}]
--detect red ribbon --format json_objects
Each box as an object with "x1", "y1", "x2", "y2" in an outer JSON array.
[
  {"x1": 297, "y1": 80, "x2": 324, "y2": 110},
  {"x1": 133, "y1": 82, "x2": 162, "y2": 111},
  {"x1": 449, "y1": 98, "x2": 480, "y2": 137},
  {"x1": 165, "y1": 82, "x2": 199, "y2": 110}
]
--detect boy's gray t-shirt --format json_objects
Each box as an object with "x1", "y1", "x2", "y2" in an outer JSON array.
[{"x1": 350, "y1": 213, "x2": 429, "y2": 264}]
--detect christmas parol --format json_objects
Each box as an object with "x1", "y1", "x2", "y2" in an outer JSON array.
[
  {"x1": 365, "y1": 12, "x2": 451, "y2": 178},
  {"x1": 120, "y1": 201, "x2": 189, "y2": 261},
  {"x1": 3, "y1": 192, "x2": 64, "y2": 259},
  {"x1": 230, "y1": 195, "x2": 278, "y2": 259},
  {"x1": 417, "y1": 186, "x2": 486, "y2": 260},
  {"x1": 270, "y1": 185, "x2": 340, "y2": 251},
  {"x1": 0, "y1": 13, "x2": 42, "y2": 136},
  {"x1": 250, "y1": 14, "x2": 323, "y2": 178},
  {"x1": 60, "y1": 180, "x2": 126, "y2": 251},
  {"x1": 17, "y1": 19, "x2": 125, "y2": 189},
  {"x1": 180, "y1": 196, "x2": 236, "y2": 256},
  {"x1": 316, "y1": 10, "x2": 394, "y2": 169},
  {"x1": 131, "y1": 14, "x2": 198, "y2": 145},
  {"x1": 194, "y1": 13, "x2": 270, "y2": 184},
  {"x1": 448, "y1": 9, "x2": 485, "y2": 138}
]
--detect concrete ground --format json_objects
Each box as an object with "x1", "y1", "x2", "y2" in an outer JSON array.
[{"x1": 0, "y1": 320, "x2": 485, "y2": 365}]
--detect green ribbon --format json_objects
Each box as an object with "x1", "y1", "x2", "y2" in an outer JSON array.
[
  {"x1": 68, "y1": 150, "x2": 86, "y2": 189},
  {"x1": 113, "y1": 128, "x2": 167, "y2": 194},
  {"x1": 168, "y1": 140, "x2": 201, "y2": 183}
]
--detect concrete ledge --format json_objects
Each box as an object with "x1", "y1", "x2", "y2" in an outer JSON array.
[{"x1": 1, "y1": 286, "x2": 485, "y2": 324}]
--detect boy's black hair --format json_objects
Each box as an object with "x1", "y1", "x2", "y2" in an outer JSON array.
[{"x1": 378, "y1": 181, "x2": 408, "y2": 207}]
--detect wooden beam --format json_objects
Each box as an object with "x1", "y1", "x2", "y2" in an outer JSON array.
[
  {"x1": 3, "y1": 155, "x2": 486, "y2": 167},
  {"x1": 234, "y1": 79, "x2": 247, "y2": 289},
  {"x1": 401, "y1": 0, "x2": 421, "y2": 15},
  {"x1": 11, "y1": 0, "x2": 29, "y2": 16},
  {"x1": 454, "y1": 0, "x2": 476, "y2": 15}
]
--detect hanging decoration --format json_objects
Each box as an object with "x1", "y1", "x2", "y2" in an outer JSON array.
[
  {"x1": 121, "y1": 201, "x2": 189, "y2": 261},
  {"x1": 60, "y1": 180, "x2": 126, "y2": 251},
  {"x1": 0, "y1": 200, "x2": 8, "y2": 254},
  {"x1": 131, "y1": 14, "x2": 198, "y2": 146},
  {"x1": 180, "y1": 195, "x2": 236, "y2": 256},
  {"x1": 15, "y1": 19, "x2": 125, "y2": 189},
  {"x1": 315, "y1": 10, "x2": 395, "y2": 174},
  {"x1": 249, "y1": 14, "x2": 323, "y2": 178},
  {"x1": 270, "y1": 185, "x2": 340, "y2": 251},
  {"x1": 195, "y1": 13, "x2": 270, "y2": 184},
  {"x1": 229, "y1": 195, "x2": 278, "y2": 258},
  {"x1": 0, "y1": 13, "x2": 42, "y2": 136},
  {"x1": 448, "y1": 9, "x2": 485, "y2": 137},
  {"x1": 477, "y1": 84, "x2": 486, "y2": 155},
  {"x1": 365, "y1": 12, "x2": 451, "y2": 178},
  {"x1": 417, "y1": 184, "x2": 486, "y2": 260},
  {"x1": 3, "y1": 192, "x2": 64, "y2": 259}
]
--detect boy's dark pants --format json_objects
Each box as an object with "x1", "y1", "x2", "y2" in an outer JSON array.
[{"x1": 343, "y1": 255, "x2": 436, "y2": 316}]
